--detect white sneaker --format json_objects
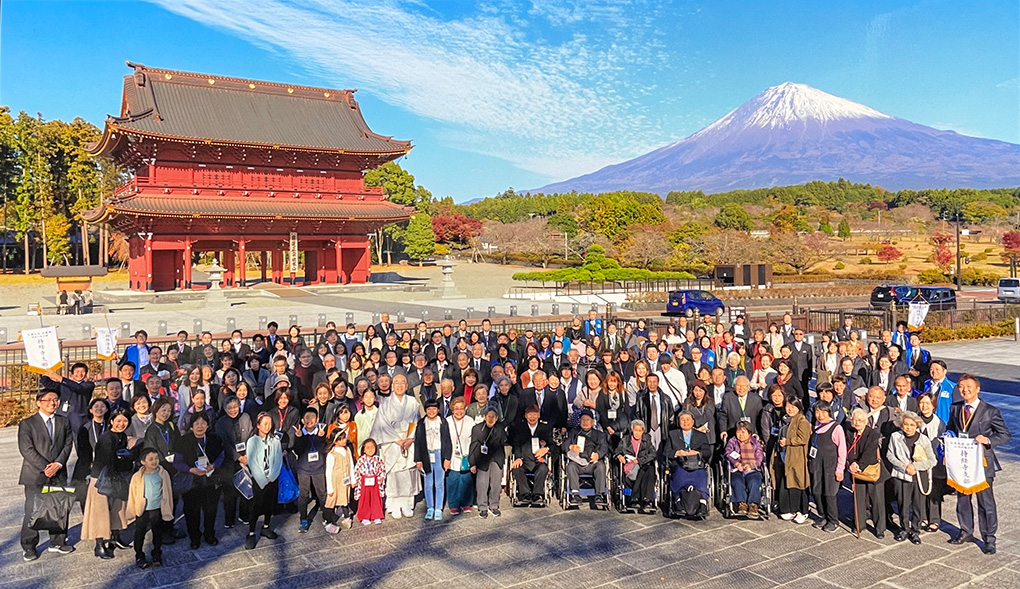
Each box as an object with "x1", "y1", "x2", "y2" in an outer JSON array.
[
  {"x1": 401, "y1": 507, "x2": 415, "y2": 518},
  {"x1": 780, "y1": 513, "x2": 795, "y2": 521},
  {"x1": 389, "y1": 511, "x2": 402, "y2": 520},
  {"x1": 373, "y1": 519, "x2": 382, "y2": 525},
  {"x1": 793, "y1": 512, "x2": 809, "y2": 524},
  {"x1": 361, "y1": 520, "x2": 372, "y2": 526},
  {"x1": 325, "y1": 523, "x2": 340, "y2": 534}
]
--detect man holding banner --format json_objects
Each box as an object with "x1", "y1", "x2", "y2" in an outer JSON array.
[
  {"x1": 946, "y1": 374, "x2": 1011, "y2": 555},
  {"x1": 40, "y1": 364, "x2": 95, "y2": 440}
]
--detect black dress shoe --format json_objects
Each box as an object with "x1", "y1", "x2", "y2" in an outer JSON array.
[
  {"x1": 204, "y1": 536, "x2": 218, "y2": 546},
  {"x1": 95, "y1": 541, "x2": 113, "y2": 560},
  {"x1": 948, "y1": 534, "x2": 975, "y2": 545},
  {"x1": 908, "y1": 533, "x2": 921, "y2": 545},
  {"x1": 110, "y1": 536, "x2": 132, "y2": 550},
  {"x1": 261, "y1": 528, "x2": 278, "y2": 540},
  {"x1": 894, "y1": 531, "x2": 908, "y2": 542},
  {"x1": 982, "y1": 542, "x2": 996, "y2": 555},
  {"x1": 874, "y1": 531, "x2": 885, "y2": 539},
  {"x1": 190, "y1": 540, "x2": 201, "y2": 550}
]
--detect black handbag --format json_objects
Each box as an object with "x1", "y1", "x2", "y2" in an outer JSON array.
[
  {"x1": 680, "y1": 454, "x2": 705, "y2": 472},
  {"x1": 29, "y1": 485, "x2": 76, "y2": 532},
  {"x1": 96, "y1": 467, "x2": 130, "y2": 501}
]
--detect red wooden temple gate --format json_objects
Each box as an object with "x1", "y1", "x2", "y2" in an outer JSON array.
[{"x1": 85, "y1": 62, "x2": 412, "y2": 291}]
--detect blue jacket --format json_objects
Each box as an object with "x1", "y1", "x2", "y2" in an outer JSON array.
[
  {"x1": 924, "y1": 378, "x2": 958, "y2": 425},
  {"x1": 120, "y1": 343, "x2": 150, "y2": 380},
  {"x1": 583, "y1": 319, "x2": 603, "y2": 341},
  {"x1": 247, "y1": 434, "x2": 283, "y2": 488}
]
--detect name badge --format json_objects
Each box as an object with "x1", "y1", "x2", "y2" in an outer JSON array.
[
  {"x1": 808, "y1": 447, "x2": 818, "y2": 459},
  {"x1": 165, "y1": 453, "x2": 175, "y2": 463},
  {"x1": 343, "y1": 476, "x2": 351, "y2": 486},
  {"x1": 429, "y1": 453, "x2": 437, "y2": 464},
  {"x1": 577, "y1": 436, "x2": 586, "y2": 452},
  {"x1": 771, "y1": 426, "x2": 780, "y2": 437},
  {"x1": 235, "y1": 442, "x2": 246, "y2": 453},
  {"x1": 364, "y1": 476, "x2": 376, "y2": 487},
  {"x1": 729, "y1": 450, "x2": 740, "y2": 461},
  {"x1": 275, "y1": 431, "x2": 285, "y2": 440},
  {"x1": 607, "y1": 410, "x2": 617, "y2": 419},
  {"x1": 196, "y1": 456, "x2": 210, "y2": 470},
  {"x1": 480, "y1": 444, "x2": 489, "y2": 455},
  {"x1": 308, "y1": 451, "x2": 319, "y2": 462},
  {"x1": 61, "y1": 401, "x2": 70, "y2": 413},
  {"x1": 957, "y1": 433, "x2": 970, "y2": 439}
]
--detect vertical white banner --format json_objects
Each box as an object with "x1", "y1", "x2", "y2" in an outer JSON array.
[
  {"x1": 907, "y1": 302, "x2": 930, "y2": 331},
  {"x1": 23, "y1": 326, "x2": 63, "y2": 373},
  {"x1": 289, "y1": 231, "x2": 299, "y2": 274},
  {"x1": 96, "y1": 327, "x2": 119, "y2": 361}
]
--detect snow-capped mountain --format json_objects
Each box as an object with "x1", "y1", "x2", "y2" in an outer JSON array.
[{"x1": 535, "y1": 82, "x2": 1020, "y2": 195}]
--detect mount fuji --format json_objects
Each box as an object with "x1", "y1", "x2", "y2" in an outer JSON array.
[{"x1": 535, "y1": 82, "x2": 1020, "y2": 195}]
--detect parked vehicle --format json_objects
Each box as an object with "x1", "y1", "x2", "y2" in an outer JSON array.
[
  {"x1": 998, "y1": 278, "x2": 1020, "y2": 303},
  {"x1": 664, "y1": 289, "x2": 725, "y2": 317},
  {"x1": 869, "y1": 285, "x2": 918, "y2": 309},
  {"x1": 913, "y1": 287, "x2": 957, "y2": 311}
]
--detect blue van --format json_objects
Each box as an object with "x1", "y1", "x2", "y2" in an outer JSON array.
[{"x1": 665, "y1": 290, "x2": 725, "y2": 317}]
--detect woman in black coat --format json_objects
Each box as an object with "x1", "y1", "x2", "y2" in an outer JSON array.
[
  {"x1": 846, "y1": 408, "x2": 886, "y2": 539},
  {"x1": 614, "y1": 419, "x2": 657, "y2": 513},
  {"x1": 173, "y1": 412, "x2": 225, "y2": 549},
  {"x1": 74, "y1": 399, "x2": 109, "y2": 510},
  {"x1": 215, "y1": 396, "x2": 255, "y2": 529}
]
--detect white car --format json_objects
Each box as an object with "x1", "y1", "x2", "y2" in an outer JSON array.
[{"x1": 998, "y1": 278, "x2": 1020, "y2": 303}]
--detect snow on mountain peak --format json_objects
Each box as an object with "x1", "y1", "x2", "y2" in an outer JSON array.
[{"x1": 691, "y1": 82, "x2": 893, "y2": 139}]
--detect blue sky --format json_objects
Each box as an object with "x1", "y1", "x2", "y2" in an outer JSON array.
[{"x1": 2, "y1": 0, "x2": 1017, "y2": 201}]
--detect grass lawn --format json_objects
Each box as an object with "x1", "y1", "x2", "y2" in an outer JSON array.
[{"x1": 820, "y1": 233, "x2": 1009, "y2": 278}]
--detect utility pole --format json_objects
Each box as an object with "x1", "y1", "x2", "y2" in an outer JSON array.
[{"x1": 955, "y1": 213, "x2": 962, "y2": 292}]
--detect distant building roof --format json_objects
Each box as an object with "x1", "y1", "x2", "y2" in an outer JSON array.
[
  {"x1": 40, "y1": 265, "x2": 109, "y2": 278},
  {"x1": 81, "y1": 194, "x2": 411, "y2": 223},
  {"x1": 89, "y1": 62, "x2": 412, "y2": 157}
]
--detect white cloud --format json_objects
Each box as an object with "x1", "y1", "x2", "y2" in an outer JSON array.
[{"x1": 149, "y1": 0, "x2": 676, "y2": 179}]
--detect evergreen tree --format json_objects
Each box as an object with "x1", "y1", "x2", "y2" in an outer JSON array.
[
  {"x1": 837, "y1": 218, "x2": 851, "y2": 240},
  {"x1": 714, "y1": 203, "x2": 753, "y2": 232},
  {"x1": 403, "y1": 213, "x2": 436, "y2": 265},
  {"x1": 818, "y1": 220, "x2": 834, "y2": 236}
]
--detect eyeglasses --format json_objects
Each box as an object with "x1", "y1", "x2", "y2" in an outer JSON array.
[{"x1": 39, "y1": 398, "x2": 60, "y2": 404}]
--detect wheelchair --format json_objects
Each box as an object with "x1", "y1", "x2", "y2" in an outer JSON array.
[
  {"x1": 507, "y1": 452, "x2": 555, "y2": 508},
  {"x1": 661, "y1": 455, "x2": 714, "y2": 520},
  {"x1": 716, "y1": 450, "x2": 772, "y2": 520},
  {"x1": 610, "y1": 457, "x2": 661, "y2": 514},
  {"x1": 559, "y1": 453, "x2": 611, "y2": 511}
]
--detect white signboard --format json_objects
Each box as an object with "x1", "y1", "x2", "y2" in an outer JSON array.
[
  {"x1": 96, "y1": 327, "x2": 119, "y2": 361},
  {"x1": 944, "y1": 437, "x2": 989, "y2": 495},
  {"x1": 23, "y1": 326, "x2": 62, "y2": 373},
  {"x1": 907, "y1": 302, "x2": 930, "y2": 332},
  {"x1": 289, "y1": 231, "x2": 299, "y2": 274}
]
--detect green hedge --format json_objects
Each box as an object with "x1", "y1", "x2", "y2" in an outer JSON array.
[{"x1": 513, "y1": 267, "x2": 695, "y2": 282}]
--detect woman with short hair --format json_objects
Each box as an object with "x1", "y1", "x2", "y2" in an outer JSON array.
[
  {"x1": 887, "y1": 411, "x2": 937, "y2": 544},
  {"x1": 774, "y1": 396, "x2": 811, "y2": 524}
]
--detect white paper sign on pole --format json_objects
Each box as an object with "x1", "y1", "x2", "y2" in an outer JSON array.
[
  {"x1": 96, "y1": 327, "x2": 119, "y2": 361},
  {"x1": 907, "y1": 302, "x2": 930, "y2": 331},
  {"x1": 944, "y1": 437, "x2": 989, "y2": 495},
  {"x1": 23, "y1": 326, "x2": 62, "y2": 374}
]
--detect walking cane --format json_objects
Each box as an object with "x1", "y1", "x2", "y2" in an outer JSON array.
[{"x1": 852, "y1": 479, "x2": 860, "y2": 539}]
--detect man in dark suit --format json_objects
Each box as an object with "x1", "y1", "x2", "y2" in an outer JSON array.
[
  {"x1": 139, "y1": 345, "x2": 174, "y2": 390},
  {"x1": 905, "y1": 333, "x2": 931, "y2": 391},
  {"x1": 511, "y1": 404, "x2": 555, "y2": 505},
  {"x1": 947, "y1": 374, "x2": 1012, "y2": 555},
  {"x1": 633, "y1": 374, "x2": 673, "y2": 452},
  {"x1": 718, "y1": 377, "x2": 763, "y2": 439},
  {"x1": 375, "y1": 312, "x2": 395, "y2": 338},
  {"x1": 836, "y1": 317, "x2": 855, "y2": 342},
  {"x1": 520, "y1": 372, "x2": 564, "y2": 430},
  {"x1": 681, "y1": 346, "x2": 707, "y2": 384},
  {"x1": 40, "y1": 363, "x2": 95, "y2": 439},
  {"x1": 884, "y1": 376, "x2": 919, "y2": 413},
  {"x1": 19, "y1": 390, "x2": 74, "y2": 560},
  {"x1": 265, "y1": 321, "x2": 282, "y2": 350},
  {"x1": 478, "y1": 319, "x2": 497, "y2": 353},
  {"x1": 168, "y1": 330, "x2": 193, "y2": 365},
  {"x1": 423, "y1": 331, "x2": 445, "y2": 364},
  {"x1": 787, "y1": 329, "x2": 813, "y2": 406},
  {"x1": 780, "y1": 313, "x2": 797, "y2": 345},
  {"x1": 544, "y1": 340, "x2": 567, "y2": 376},
  {"x1": 230, "y1": 330, "x2": 252, "y2": 364},
  {"x1": 603, "y1": 323, "x2": 624, "y2": 359},
  {"x1": 561, "y1": 409, "x2": 609, "y2": 507},
  {"x1": 116, "y1": 362, "x2": 146, "y2": 401},
  {"x1": 469, "y1": 344, "x2": 492, "y2": 386}
]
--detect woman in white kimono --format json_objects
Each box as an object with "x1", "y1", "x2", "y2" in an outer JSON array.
[{"x1": 373, "y1": 375, "x2": 422, "y2": 518}]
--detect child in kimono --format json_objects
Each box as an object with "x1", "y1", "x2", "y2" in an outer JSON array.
[{"x1": 354, "y1": 438, "x2": 386, "y2": 525}]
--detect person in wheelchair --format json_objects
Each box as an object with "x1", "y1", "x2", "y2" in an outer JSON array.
[
  {"x1": 724, "y1": 421, "x2": 765, "y2": 518},
  {"x1": 664, "y1": 411, "x2": 713, "y2": 518},
  {"x1": 511, "y1": 405, "x2": 554, "y2": 507},
  {"x1": 562, "y1": 409, "x2": 609, "y2": 508},
  {"x1": 614, "y1": 419, "x2": 657, "y2": 513}
]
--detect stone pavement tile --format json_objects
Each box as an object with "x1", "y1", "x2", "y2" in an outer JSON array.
[
  {"x1": 824, "y1": 557, "x2": 905, "y2": 589},
  {"x1": 777, "y1": 576, "x2": 843, "y2": 589},
  {"x1": 934, "y1": 544, "x2": 1017, "y2": 575},
  {"x1": 495, "y1": 531, "x2": 576, "y2": 560},
  {"x1": 148, "y1": 550, "x2": 260, "y2": 586},
  {"x1": 621, "y1": 519, "x2": 700, "y2": 548},
  {"x1": 886, "y1": 563, "x2": 972, "y2": 589},
  {"x1": 615, "y1": 543, "x2": 701, "y2": 571},
  {"x1": 613, "y1": 562, "x2": 709, "y2": 589},
  {"x1": 973, "y1": 567, "x2": 1020, "y2": 589},
  {"x1": 683, "y1": 522, "x2": 759, "y2": 552},
  {"x1": 559, "y1": 532, "x2": 642, "y2": 565},
  {"x1": 512, "y1": 557, "x2": 641, "y2": 589},
  {"x1": 0, "y1": 553, "x2": 149, "y2": 587},
  {"x1": 811, "y1": 533, "x2": 884, "y2": 564},
  {"x1": 739, "y1": 529, "x2": 819, "y2": 559},
  {"x1": 746, "y1": 552, "x2": 833, "y2": 584},
  {"x1": 870, "y1": 541, "x2": 952, "y2": 569},
  {"x1": 482, "y1": 553, "x2": 577, "y2": 587},
  {"x1": 416, "y1": 548, "x2": 509, "y2": 582},
  {"x1": 689, "y1": 569, "x2": 776, "y2": 589},
  {"x1": 419, "y1": 572, "x2": 502, "y2": 589},
  {"x1": 679, "y1": 546, "x2": 762, "y2": 578}
]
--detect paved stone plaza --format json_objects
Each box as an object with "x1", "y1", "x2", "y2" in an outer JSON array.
[{"x1": 0, "y1": 339, "x2": 1016, "y2": 589}]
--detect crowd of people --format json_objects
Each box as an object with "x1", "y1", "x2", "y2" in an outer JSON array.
[{"x1": 18, "y1": 309, "x2": 1011, "y2": 569}]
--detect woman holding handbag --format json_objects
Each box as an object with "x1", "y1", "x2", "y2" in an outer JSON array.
[
  {"x1": 83, "y1": 408, "x2": 135, "y2": 559},
  {"x1": 245, "y1": 412, "x2": 283, "y2": 549},
  {"x1": 846, "y1": 408, "x2": 885, "y2": 538},
  {"x1": 887, "y1": 411, "x2": 937, "y2": 544},
  {"x1": 916, "y1": 393, "x2": 948, "y2": 532}
]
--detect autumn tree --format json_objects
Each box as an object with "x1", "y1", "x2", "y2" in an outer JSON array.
[
  {"x1": 930, "y1": 233, "x2": 954, "y2": 272},
  {"x1": 698, "y1": 230, "x2": 763, "y2": 266},
  {"x1": 619, "y1": 225, "x2": 669, "y2": 268},
  {"x1": 431, "y1": 212, "x2": 482, "y2": 245},
  {"x1": 1001, "y1": 230, "x2": 1020, "y2": 277},
  {"x1": 768, "y1": 231, "x2": 833, "y2": 274},
  {"x1": 877, "y1": 245, "x2": 903, "y2": 264}
]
